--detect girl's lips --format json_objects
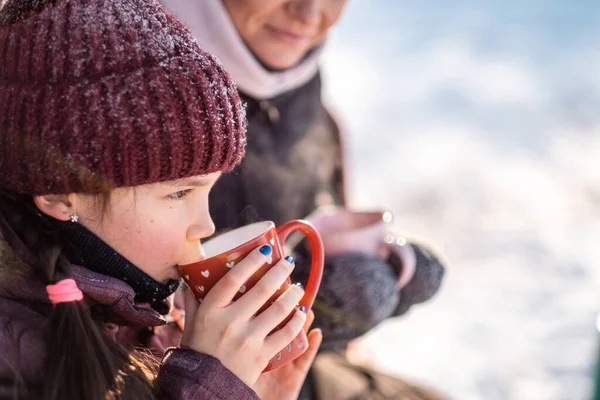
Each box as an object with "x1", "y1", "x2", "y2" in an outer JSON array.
[
  {"x1": 264, "y1": 25, "x2": 311, "y2": 45},
  {"x1": 168, "y1": 266, "x2": 181, "y2": 280}
]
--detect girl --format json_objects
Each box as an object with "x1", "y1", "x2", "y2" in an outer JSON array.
[{"x1": 0, "y1": 0, "x2": 321, "y2": 399}]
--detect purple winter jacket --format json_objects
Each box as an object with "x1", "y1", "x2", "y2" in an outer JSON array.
[{"x1": 0, "y1": 218, "x2": 259, "y2": 400}]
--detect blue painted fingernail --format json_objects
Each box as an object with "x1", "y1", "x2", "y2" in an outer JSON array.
[
  {"x1": 285, "y1": 256, "x2": 295, "y2": 264},
  {"x1": 295, "y1": 282, "x2": 304, "y2": 289},
  {"x1": 299, "y1": 306, "x2": 306, "y2": 313},
  {"x1": 259, "y1": 245, "x2": 272, "y2": 255}
]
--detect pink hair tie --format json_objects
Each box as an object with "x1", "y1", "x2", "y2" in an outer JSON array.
[{"x1": 46, "y1": 279, "x2": 83, "y2": 304}]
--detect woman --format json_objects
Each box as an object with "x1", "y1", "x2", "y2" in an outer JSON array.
[{"x1": 159, "y1": 0, "x2": 446, "y2": 351}]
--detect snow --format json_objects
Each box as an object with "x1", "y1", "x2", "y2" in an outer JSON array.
[{"x1": 322, "y1": 1, "x2": 600, "y2": 399}]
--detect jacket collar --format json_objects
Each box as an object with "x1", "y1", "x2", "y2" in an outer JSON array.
[{"x1": 0, "y1": 213, "x2": 167, "y2": 327}]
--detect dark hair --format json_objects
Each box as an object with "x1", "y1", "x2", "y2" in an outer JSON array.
[{"x1": 0, "y1": 189, "x2": 157, "y2": 400}]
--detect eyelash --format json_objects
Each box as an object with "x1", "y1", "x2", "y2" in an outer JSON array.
[{"x1": 167, "y1": 189, "x2": 193, "y2": 201}]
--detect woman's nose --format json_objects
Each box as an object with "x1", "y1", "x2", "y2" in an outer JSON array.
[{"x1": 288, "y1": 0, "x2": 319, "y2": 25}]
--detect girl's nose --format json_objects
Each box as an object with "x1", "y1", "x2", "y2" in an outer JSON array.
[
  {"x1": 186, "y1": 219, "x2": 215, "y2": 242},
  {"x1": 288, "y1": 0, "x2": 319, "y2": 25}
]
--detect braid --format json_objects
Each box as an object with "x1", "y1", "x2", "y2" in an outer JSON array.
[{"x1": 0, "y1": 189, "x2": 157, "y2": 400}]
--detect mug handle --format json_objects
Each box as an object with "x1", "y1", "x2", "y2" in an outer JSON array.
[
  {"x1": 276, "y1": 219, "x2": 324, "y2": 311},
  {"x1": 379, "y1": 233, "x2": 417, "y2": 289}
]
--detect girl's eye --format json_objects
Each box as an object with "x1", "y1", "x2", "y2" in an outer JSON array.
[{"x1": 167, "y1": 189, "x2": 192, "y2": 201}]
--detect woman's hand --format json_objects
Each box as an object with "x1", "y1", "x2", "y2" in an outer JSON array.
[
  {"x1": 181, "y1": 245, "x2": 307, "y2": 386},
  {"x1": 252, "y1": 310, "x2": 323, "y2": 400}
]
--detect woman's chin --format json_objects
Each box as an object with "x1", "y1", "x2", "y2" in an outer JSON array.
[
  {"x1": 254, "y1": 46, "x2": 307, "y2": 70},
  {"x1": 264, "y1": 55, "x2": 304, "y2": 70}
]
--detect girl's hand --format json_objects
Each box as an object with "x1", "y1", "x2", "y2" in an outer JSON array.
[
  {"x1": 181, "y1": 245, "x2": 307, "y2": 386},
  {"x1": 252, "y1": 310, "x2": 323, "y2": 400}
]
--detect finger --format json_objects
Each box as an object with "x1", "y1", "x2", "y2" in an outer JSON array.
[
  {"x1": 181, "y1": 287, "x2": 200, "y2": 345},
  {"x1": 231, "y1": 256, "x2": 296, "y2": 319},
  {"x1": 264, "y1": 308, "x2": 307, "y2": 358},
  {"x1": 302, "y1": 309, "x2": 315, "y2": 333},
  {"x1": 203, "y1": 245, "x2": 273, "y2": 309},
  {"x1": 292, "y1": 328, "x2": 322, "y2": 373},
  {"x1": 250, "y1": 283, "x2": 304, "y2": 338}
]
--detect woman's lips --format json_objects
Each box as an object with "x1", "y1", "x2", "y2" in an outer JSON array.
[{"x1": 264, "y1": 25, "x2": 311, "y2": 45}]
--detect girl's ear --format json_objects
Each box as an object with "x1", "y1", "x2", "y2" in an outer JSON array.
[{"x1": 33, "y1": 194, "x2": 75, "y2": 221}]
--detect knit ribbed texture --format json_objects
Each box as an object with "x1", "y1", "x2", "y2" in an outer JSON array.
[{"x1": 0, "y1": 0, "x2": 247, "y2": 195}]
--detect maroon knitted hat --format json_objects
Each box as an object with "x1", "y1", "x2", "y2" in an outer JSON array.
[{"x1": 0, "y1": 0, "x2": 247, "y2": 195}]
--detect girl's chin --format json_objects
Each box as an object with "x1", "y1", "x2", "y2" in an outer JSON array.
[{"x1": 161, "y1": 266, "x2": 181, "y2": 282}]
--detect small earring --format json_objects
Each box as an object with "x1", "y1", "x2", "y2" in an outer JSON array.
[{"x1": 69, "y1": 213, "x2": 79, "y2": 223}]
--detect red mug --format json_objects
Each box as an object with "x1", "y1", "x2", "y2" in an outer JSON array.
[{"x1": 178, "y1": 219, "x2": 324, "y2": 372}]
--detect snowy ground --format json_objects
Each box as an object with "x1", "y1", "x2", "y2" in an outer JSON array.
[{"x1": 321, "y1": 2, "x2": 600, "y2": 399}]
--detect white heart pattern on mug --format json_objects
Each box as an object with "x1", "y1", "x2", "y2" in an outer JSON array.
[
  {"x1": 184, "y1": 274, "x2": 189, "y2": 280},
  {"x1": 239, "y1": 285, "x2": 246, "y2": 294},
  {"x1": 266, "y1": 256, "x2": 273, "y2": 265},
  {"x1": 226, "y1": 261, "x2": 235, "y2": 268},
  {"x1": 294, "y1": 337, "x2": 305, "y2": 348},
  {"x1": 197, "y1": 285, "x2": 205, "y2": 292},
  {"x1": 270, "y1": 238, "x2": 275, "y2": 245},
  {"x1": 201, "y1": 270, "x2": 210, "y2": 278}
]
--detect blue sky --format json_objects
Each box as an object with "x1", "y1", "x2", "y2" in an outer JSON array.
[{"x1": 323, "y1": 0, "x2": 600, "y2": 157}]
